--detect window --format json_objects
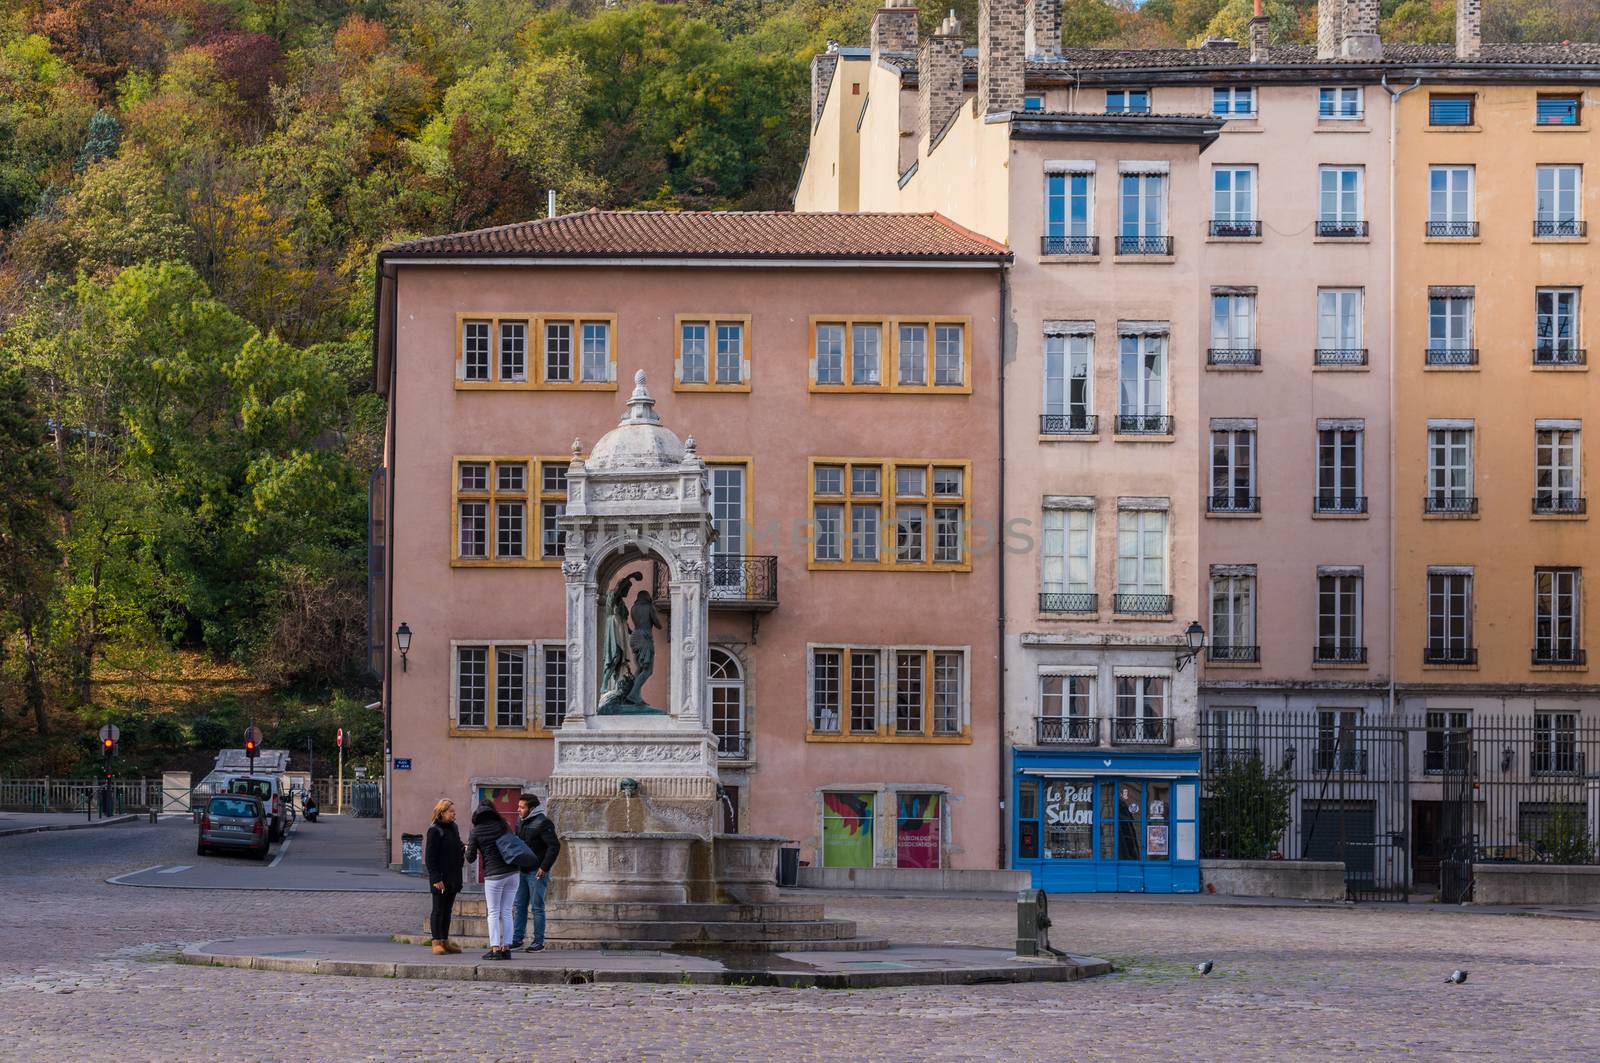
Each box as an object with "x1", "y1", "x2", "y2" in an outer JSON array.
[
  {"x1": 1039, "y1": 674, "x2": 1094, "y2": 744},
  {"x1": 1535, "y1": 426, "x2": 1582, "y2": 512},
  {"x1": 455, "y1": 459, "x2": 530, "y2": 562},
  {"x1": 495, "y1": 463, "x2": 526, "y2": 560},
  {"x1": 1535, "y1": 289, "x2": 1581, "y2": 361},
  {"x1": 812, "y1": 318, "x2": 967, "y2": 391},
  {"x1": 1204, "y1": 707, "x2": 1260, "y2": 767},
  {"x1": 455, "y1": 646, "x2": 488, "y2": 728},
  {"x1": 1316, "y1": 425, "x2": 1365, "y2": 513},
  {"x1": 1023, "y1": 94, "x2": 1044, "y2": 112},
  {"x1": 1318, "y1": 86, "x2": 1362, "y2": 120},
  {"x1": 1532, "y1": 713, "x2": 1580, "y2": 774},
  {"x1": 1535, "y1": 165, "x2": 1582, "y2": 236},
  {"x1": 1106, "y1": 89, "x2": 1149, "y2": 114},
  {"x1": 1118, "y1": 173, "x2": 1168, "y2": 253},
  {"x1": 1209, "y1": 292, "x2": 1256, "y2": 360},
  {"x1": 541, "y1": 644, "x2": 567, "y2": 730},
  {"x1": 456, "y1": 463, "x2": 489, "y2": 559},
  {"x1": 1316, "y1": 571, "x2": 1364, "y2": 662},
  {"x1": 1426, "y1": 570, "x2": 1474, "y2": 664},
  {"x1": 462, "y1": 320, "x2": 491, "y2": 382},
  {"x1": 1318, "y1": 167, "x2": 1365, "y2": 235},
  {"x1": 457, "y1": 315, "x2": 618, "y2": 387},
  {"x1": 1209, "y1": 425, "x2": 1257, "y2": 512},
  {"x1": 1427, "y1": 294, "x2": 1475, "y2": 363},
  {"x1": 811, "y1": 649, "x2": 842, "y2": 732},
  {"x1": 1212, "y1": 86, "x2": 1256, "y2": 118},
  {"x1": 1534, "y1": 568, "x2": 1583, "y2": 665},
  {"x1": 849, "y1": 649, "x2": 878, "y2": 733},
  {"x1": 1317, "y1": 288, "x2": 1365, "y2": 363},
  {"x1": 1427, "y1": 166, "x2": 1475, "y2": 235},
  {"x1": 1536, "y1": 94, "x2": 1581, "y2": 126},
  {"x1": 852, "y1": 323, "x2": 881, "y2": 385},
  {"x1": 1424, "y1": 710, "x2": 1471, "y2": 774},
  {"x1": 1210, "y1": 570, "x2": 1257, "y2": 661},
  {"x1": 1041, "y1": 507, "x2": 1094, "y2": 611},
  {"x1": 495, "y1": 646, "x2": 526, "y2": 727},
  {"x1": 708, "y1": 648, "x2": 746, "y2": 757},
  {"x1": 580, "y1": 322, "x2": 610, "y2": 383},
  {"x1": 1115, "y1": 508, "x2": 1168, "y2": 612},
  {"x1": 678, "y1": 322, "x2": 708, "y2": 384},
  {"x1": 499, "y1": 321, "x2": 527, "y2": 382},
  {"x1": 932, "y1": 324, "x2": 964, "y2": 387},
  {"x1": 894, "y1": 651, "x2": 925, "y2": 734},
  {"x1": 1315, "y1": 708, "x2": 1364, "y2": 772},
  {"x1": 1426, "y1": 426, "x2": 1474, "y2": 513},
  {"x1": 811, "y1": 646, "x2": 965, "y2": 739},
  {"x1": 1211, "y1": 166, "x2": 1257, "y2": 235},
  {"x1": 540, "y1": 462, "x2": 568, "y2": 560},
  {"x1": 453, "y1": 642, "x2": 535, "y2": 733},
  {"x1": 822, "y1": 792, "x2": 874, "y2": 868},
  {"x1": 1044, "y1": 171, "x2": 1093, "y2": 254},
  {"x1": 1113, "y1": 676, "x2": 1168, "y2": 744},
  {"x1": 897, "y1": 325, "x2": 927, "y2": 387},
  {"x1": 708, "y1": 464, "x2": 748, "y2": 592},
  {"x1": 1043, "y1": 332, "x2": 1093, "y2": 431},
  {"x1": 811, "y1": 460, "x2": 968, "y2": 569},
  {"x1": 1429, "y1": 94, "x2": 1475, "y2": 126},
  {"x1": 1116, "y1": 332, "x2": 1168, "y2": 432},
  {"x1": 545, "y1": 321, "x2": 572, "y2": 382}
]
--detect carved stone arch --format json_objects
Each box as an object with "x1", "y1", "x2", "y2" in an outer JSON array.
[{"x1": 588, "y1": 532, "x2": 683, "y2": 586}]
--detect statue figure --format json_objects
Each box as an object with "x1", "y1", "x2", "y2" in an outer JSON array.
[
  {"x1": 627, "y1": 589, "x2": 663, "y2": 704},
  {"x1": 599, "y1": 573, "x2": 640, "y2": 705}
]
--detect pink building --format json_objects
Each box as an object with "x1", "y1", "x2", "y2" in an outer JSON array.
[{"x1": 372, "y1": 211, "x2": 1017, "y2": 878}]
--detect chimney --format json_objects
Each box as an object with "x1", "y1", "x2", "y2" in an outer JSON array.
[
  {"x1": 1025, "y1": 0, "x2": 1061, "y2": 60},
  {"x1": 1249, "y1": 0, "x2": 1270, "y2": 63},
  {"x1": 919, "y1": 12, "x2": 966, "y2": 145},
  {"x1": 871, "y1": 0, "x2": 920, "y2": 58},
  {"x1": 1316, "y1": 0, "x2": 1342, "y2": 60},
  {"x1": 1340, "y1": 0, "x2": 1382, "y2": 61},
  {"x1": 811, "y1": 50, "x2": 840, "y2": 124},
  {"x1": 1456, "y1": 0, "x2": 1481, "y2": 59},
  {"x1": 978, "y1": 0, "x2": 1025, "y2": 115}
]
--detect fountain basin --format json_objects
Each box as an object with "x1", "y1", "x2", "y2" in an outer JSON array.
[
  {"x1": 712, "y1": 834, "x2": 785, "y2": 904},
  {"x1": 563, "y1": 832, "x2": 698, "y2": 903}
]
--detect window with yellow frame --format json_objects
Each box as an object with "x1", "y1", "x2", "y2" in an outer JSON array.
[
  {"x1": 806, "y1": 644, "x2": 969, "y2": 742},
  {"x1": 450, "y1": 639, "x2": 566, "y2": 738},
  {"x1": 809, "y1": 459, "x2": 971, "y2": 570},
  {"x1": 808, "y1": 317, "x2": 971, "y2": 393},
  {"x1": 455, "y1": 314, "x2": 618, "y2": 389},
  {"x1": 675, "y1": 316, "x2": 751, "y2": 391},
  {"x1": 453, "y1": 456, "x2": 573, "y2": 567}
]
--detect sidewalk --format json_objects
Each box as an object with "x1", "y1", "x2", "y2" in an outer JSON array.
[{"x1": 0, "y1": 812, "x2": 138, "y2": 838}]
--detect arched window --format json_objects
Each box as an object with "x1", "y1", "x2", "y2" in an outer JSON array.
[{"x1": 708, "y1": 648, "x2": 746, "y2": 758}]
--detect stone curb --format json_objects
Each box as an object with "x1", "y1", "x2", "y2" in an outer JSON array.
[{"x1": 0, "y1": 814, "x2": 138, "y2": 838}]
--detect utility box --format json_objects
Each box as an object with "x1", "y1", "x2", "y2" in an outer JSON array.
[{"x1": 1015, "y1": 889, "x2": 1057, "y2": 958}]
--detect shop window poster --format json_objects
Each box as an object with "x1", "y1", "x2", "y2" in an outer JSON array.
[
  {"x1": 823, "y1": 791, "x2": 874, "y2": 868},
  {"x1": 895, "y1": 793, "x2": 941, "y2": 868}
]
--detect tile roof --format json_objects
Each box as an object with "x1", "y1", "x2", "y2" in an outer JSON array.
[{"x1": 382, "y1": 210, "x2": 1010, "y2": 261}]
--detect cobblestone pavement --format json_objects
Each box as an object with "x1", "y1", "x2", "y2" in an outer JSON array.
[{"x1": 3, "y1": 820, "x2": 1598, "y2": 1062}]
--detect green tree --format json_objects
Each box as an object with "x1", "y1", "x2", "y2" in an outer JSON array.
[
  {"x1": 1202, "y1": 757, "x2": 1295, "y2": 859},
  {"x1": 0, "y1": 369, "x2": 64, "y2": 735}
]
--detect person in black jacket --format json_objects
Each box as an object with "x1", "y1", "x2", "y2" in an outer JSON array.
[
  {"x1": 423, "y1": 799, "x2": 465, "y2": 955},
  {"x1": 510, "y1": 792, "x2": 562, "y2": 952},
  {"x1": 463, "y1": 799, "x2": 517, "y2": 960}
]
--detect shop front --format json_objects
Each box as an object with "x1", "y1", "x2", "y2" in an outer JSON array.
[{"x1": 1012, "y1": 749, "x2": 1201, "y2": 893}]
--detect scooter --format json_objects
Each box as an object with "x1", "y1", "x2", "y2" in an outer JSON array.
[{"x1": 302, "y1": 795, "x2": 320, "y2": 823}]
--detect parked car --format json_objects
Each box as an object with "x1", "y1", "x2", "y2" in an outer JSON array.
[
  {"x1": 197, "y1": 795, "x2": 270, "y2": 860},
  {"x1": 227, "y1": 775, "x2": 290, "y2": 841}
]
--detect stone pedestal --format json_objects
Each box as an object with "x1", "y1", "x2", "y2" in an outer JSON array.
[{"x1": 563, "y1": 832, "x2": 698, "y2": 903}]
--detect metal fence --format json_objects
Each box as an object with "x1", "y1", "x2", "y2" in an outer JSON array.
[{"x1": 0, "y1": 778, "x2": 162, "y2": 814}]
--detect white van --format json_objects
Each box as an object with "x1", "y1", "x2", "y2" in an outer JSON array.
[{"x1": 227, "y1": 775, "x2": 291, "y2": 842}]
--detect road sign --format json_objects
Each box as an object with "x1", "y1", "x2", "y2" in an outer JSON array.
[
  {"x1": 353, "y1": 766, "x2": 367, "y2": 779},
  {"x1": 99, "y1": 724, "x2": 120, "y2": 743},
  {"x1": 393, "y1": 758, "x2": 412, "y2": 771},
  {"x1": 336, "y1": 728, "x2": 344, "y2": 748},
  {"x1": 244, "y1": 725, "x2": 264, "y2": 746}
]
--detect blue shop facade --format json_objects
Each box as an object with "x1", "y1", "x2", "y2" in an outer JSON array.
[{"x1": 1012, "y1": 748, "x2": 1201, "y2": 893}]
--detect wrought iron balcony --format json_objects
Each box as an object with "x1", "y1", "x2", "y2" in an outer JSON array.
[
  {"x1": 1207, "y1": 644, "x2": 1260, "y2": 663},
  {"x1": 1426, "y1": 220, "x2": 1478, "y2": 237},
  {"x1": 1532, "y1": 495, "x2": 1586, "y2": 515},
  {"x1": 1111, "y1": 716, "x2": 1174, "y2": 746},
  {"x1": 715, "y1": 731, "x2": 750, "y2": 760},
  {"x1": 1314, "y1": 643, "x2": 1367, "y2": 664},
  {"x1": 1532, "y1": 646, "x2": 1587, "y2": 667},
  {"x1": 1204, "y1": 745, "x2": 1262, "y2": 773},
  {"x1": 653, "y1": 555, "x2": 778, "y2": 611},
  {"x1": 1115, "y1": 413, "x2": 1174, "y2": 435},
  {"x1": 1039, "y1": 592, "x2": 1098, "y2": 614},
  {"x1": 1426, "y1": 346, "x2": 1478, "y2": 366},
  {"x1": 1209, "y1": 219, "x2": 1261, "y2": 238},
  {"x1": 1534, "y1": 219, "x2": 1585, "y2": 238},
  {"x1": 1424, "y1": 495, "x2": 1478, "y2": 515},
  {"x1": 1316, "y1": 219, "x2": 1368, "y2": 238},
  {"x1": 1314, "y1": 347, "x2": 1368, "y2": 367},
  {"x1": 1036, "y1": 716, "x2": 1098, "y2": 745},
  {"x1": 1423, "y1": 743, "x2": 1473, "y2": 775},
  {"x1": 1531, "y1": 750, "x2": 1586, "y2": 777},
  {"x1": 1041, "y1": 235, "x2": 1098, "y2": 256},
  {"x1": 1113, "y1": 593, "x2": 1173, "y2": 615},
  {"x1": 1039, "y1": 413, "x2": 1097, "y2": 436},
  {"x1": 1534, "y1": 344, "x2": 1586, "y2": 366},
  {"x1": 1314, "y1": 494, "x2": 1367, "y2": 515},
  {"x1": 1207, "y1": 347, "x2": 1260, "y2": 367},
  {"x1": 1116, "y1": 235, "x2": 1174, "y2": 256},
  {"x1": 1207, "y1": 494, "x2": 1260, "y2": 514},
  {"x1": 1314, "y1": 745, "x2": 1369, "y2": 774},
  {"x1": 1424, "y1": 645, "x2": 1478, "y2": 666}
]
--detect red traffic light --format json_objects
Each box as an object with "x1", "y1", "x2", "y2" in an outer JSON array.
[
  {"x1": 102, "y1": 738, "x2": 114, "y2": 752},
  {"x1": 244, "y1": 739, "x2": 257, "y2": 754}
]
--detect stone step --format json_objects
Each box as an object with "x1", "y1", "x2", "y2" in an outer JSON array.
[
  {"x1": 428, "y1": 914, "x2": 856, "y2": 943},
  {"x1": 449, "y1": 899, "x2": 825, "y2": 923},
  {"x1": 392, "y1": 934, "x2": 895, "y2": 953}
]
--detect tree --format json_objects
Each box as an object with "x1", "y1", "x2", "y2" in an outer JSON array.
[
  {"x1": 1201, "y1": 756, "x2": 1295, "y2": 859},
  {"x1": 0, "y1": 370, "x2": 63, "y2": 735}
]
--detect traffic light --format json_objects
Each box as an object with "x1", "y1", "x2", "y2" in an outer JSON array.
[
  {"x1": 244, "y1": 737, "x2": 257, "y2": 756},
  {"x1": 102, "y1": 737, "x2": 114, "y2": 754}
]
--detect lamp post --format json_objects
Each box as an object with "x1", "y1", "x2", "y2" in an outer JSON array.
[
  {"x1": 395, "y1": 622, "x2": 412, "y2": 673},
  {"x1": 1174, "y1": 620, "x2": 1206, "y2": 672}
]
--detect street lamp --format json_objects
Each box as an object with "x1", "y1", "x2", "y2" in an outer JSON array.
[
  {"x1": 395, "y1": 621, "x2": 412, "y2": 672},
  {"x1": 1174, "y1": 620, "x2": 1206, "y2": 672}
]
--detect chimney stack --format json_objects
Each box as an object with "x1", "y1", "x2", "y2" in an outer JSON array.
[
  {"x1": 810, "y1": 51, "x2": 840, "y2": 124},
  {"x1": 1249, "y1": 0, "x2": 1270, "y2": 63},
  {"x1": 1456, "y1": 0, "x2": 1481, "y2": 59},
  {"x1": 1025, "y1": 0, "x2": 1062, "y2": 60},
  {"x1": 1340, "y1": 0, "x2": 1382, "y2": 61},
  {"x1": 978, "y1": 0, "x2": 1025, "y2": 115},
  {"x1": 871, "y1": 0, "x2": 920, "y2": 58},
  {"x1": 1316, "y1": 0, "x2": 1342, "y2": 60},
  {"x1": 919, "y1": 12, "x2": 966, "y2": 146}
]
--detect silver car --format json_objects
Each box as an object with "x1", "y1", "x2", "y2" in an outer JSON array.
[{"x1": 198, "y1": 794, "x2": 271, "y2": 860}]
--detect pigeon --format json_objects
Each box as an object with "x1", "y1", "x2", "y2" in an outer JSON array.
[
  {"x1": 1446, "y1": 970, "x2": 1468, "y2": 984},
  {"x1": 1195, "y1": 961, "x2": 1214, "y2": 975}
]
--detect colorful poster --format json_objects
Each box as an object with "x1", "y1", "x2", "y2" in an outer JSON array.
[
  {"x1": 822, "y1": 792, "x2": 874, "y2": 868},
  {"x1": 1148, "y1": 824, "x2": 1170, "y2": 858},
  {"x1": 477, "y1": 785, "x2": 521, "y2": 829},
  {"x1": 895, "y1": 793, "x2": 941, "y2": 868}
]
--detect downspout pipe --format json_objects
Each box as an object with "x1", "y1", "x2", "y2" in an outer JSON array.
[
  {"x1": 996, "y1": 262, "x2": 1010, "y2": 871},
  {"x1": 379, "y1": 259, "x2": 399, "y2": 855}
]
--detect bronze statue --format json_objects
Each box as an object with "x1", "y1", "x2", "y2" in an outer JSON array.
[
  {"x1": 599, "y1": 573, "x2": 640, "y2": 704},
  {"x1": 627, "y1": 589, "x2": 662, "y2": 704}
]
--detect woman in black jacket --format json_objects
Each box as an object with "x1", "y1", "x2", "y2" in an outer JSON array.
[
  {"x1": 463, "y1": 799, "x2": 517, "y2": 961},
  {"x1": 424, "y1": 799, "x2": 465, "y2": 955}
]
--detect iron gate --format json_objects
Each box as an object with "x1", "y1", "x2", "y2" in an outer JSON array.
[{"x1": 1437, "y1": 727, "x2": 1475, "y2": 903}]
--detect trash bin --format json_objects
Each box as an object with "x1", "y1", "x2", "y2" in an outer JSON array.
[
  {"x1": 777, "y1": 846, "x2": 800, "y2": 887},
  {"x1": 400, "y1": 833, "x2": 424, "y2": 875},
  {"x1": 351, "y1": 782, "x2": 383, "y2": 818}
]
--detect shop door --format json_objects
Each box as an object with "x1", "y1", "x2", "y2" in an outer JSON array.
[
  {"x1": 1097, "y1": 780, "x2": 1149, "y2": 892},
  {"x1": 1411, "y1": 801, "x2": 1443, "y2": 888}
]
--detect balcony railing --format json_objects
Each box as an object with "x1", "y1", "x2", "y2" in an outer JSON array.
[
  {"x1": 1207, "y1": 493, "x2": 1260, "y2": 514},
  {"x1": 1534, "y1": 219, "x2": 1585, "y2": 238},
  {"x1": 1424, "y1": 645, "x2": 1478, "y2": 666},
  {"x1": 1316, "y1": 219, "x2": 1368, "y2": 238},
  {"x1": 1531, "y1": 750, "x2": 1586, "y2": 777},
  {"x1": 1207, "y1": 644, "x2": 1261, "y2": 663},
  {"x1": 1532, "y1": 495, "x2": 1586, "y2": 515},
  {"x1": 1041, "y1": 235, "x2": 1098, "y2": 256},
  {"x1": 1036, "y1": 716, "x2": 1098, "y2": 745},
  {"x1": 1204, "y1": 745, "x2": 1262, "y2": 773},
  {"x1": 1113, "y1": 593, "x2": 1173, "y2": 615},
  {"x1": 1426, "y1": 346, "x2": 1479, "y2": 366},
  {"x1": 1314, "y1": 745, "x2": 1369, "y2": 774},
  {"x1": 1314, "y1": 643, "x2": 1368, "y2": 664},
  {"x1": 1116, "y1": 235, "x2": 1174, "y2": 256},
  {"x1": 1424, "y1": 495, "x2": 1478, "y2": 515},
  {"x1": 654, "y1": 554, "x2": 778, "y2": 610},
  {"x1": 1111, "y1": 716, "x2": 1174, "y2": 746},
  {"x1": 1207, "y1": 347, "x2": 1260, "y2": 367},
  {"x1": 1039, "y1": 413, "x2": 1097, "y2": 436},
  {"x1": 1534, "y1": 344, "x2": 1587, "y2": 366},
  {"x1": 1314, "y1": 494, "x2": 1367, "y2": 515},
  {"x1": 1532, "y1": 647, "x2": 1587, "y2": 667},
  {"x1": 1115, "y1": 413, "x2": 1174, "y2": 435},
  {"x1": 1039, "y1": 591, "x2": 1098, "y2": 614},
  {"x1": 1426, "y1": 220, "x2": 1478, "y2": 237},
  {"x1": 715, "y1": 731, "x2": 749, "y2": 760},
  {"x1": 1209, "y1": 219, "x2": 1261, "y2": 238},
  {"x1": 1314, "y1": 347, "x2": 1368, "y2": 367}
]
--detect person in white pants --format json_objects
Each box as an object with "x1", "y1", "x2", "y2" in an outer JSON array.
[{"x1": 463, "y1": 800, "x2": 519, "y2": 960}]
